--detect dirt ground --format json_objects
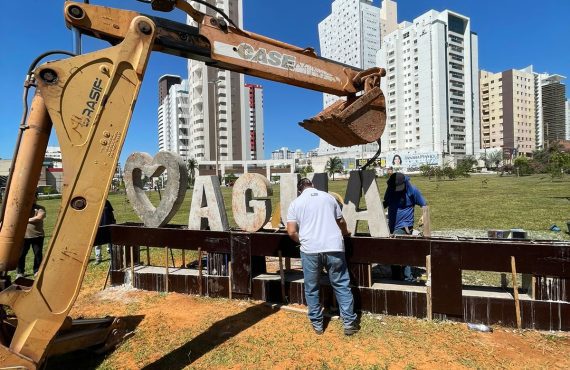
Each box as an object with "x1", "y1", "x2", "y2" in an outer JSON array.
[{"x1": 43, "y1": 264, "x2": 570, "y2": 370}]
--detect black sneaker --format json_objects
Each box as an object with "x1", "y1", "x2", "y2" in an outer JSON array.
[{"x1": 344, "y1": 324, "x2": 360, "y2": 336}]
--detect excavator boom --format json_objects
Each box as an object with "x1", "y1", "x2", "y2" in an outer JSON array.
[{"x1": 65, "y1": 1, "x2": 386, "y2": 146}]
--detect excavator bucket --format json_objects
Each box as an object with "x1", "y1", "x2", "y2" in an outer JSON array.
[{"x1": 300, "y1": 86, "x2": 386, "y2": 147}]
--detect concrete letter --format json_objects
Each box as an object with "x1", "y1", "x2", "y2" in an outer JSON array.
[
  {"x1": 308, "y1": 172, "x2": 328, "y2": 192},
  {"x1": 277, "y1": 173, "x2": 299, "y2": 227},
  {"x1": 342, "y1": 170, "x2": 389, "y2": 237},
  {"x1": 124, "y1": 152, "x2": 188, "y2": 228},
  {"x1": 232, "y1": 173, "x2": 272, "y2": 232},
  {"x1": 188, "y1": 175, "x2": 229, "y2": 231}
]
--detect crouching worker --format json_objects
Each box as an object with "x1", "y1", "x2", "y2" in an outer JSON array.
[
  {"x1": 383, "y1": 172, "x2": 429, "y2": 281},
  {"x1": 286, "y1": 178, "x2": 359, "y2": 336}
]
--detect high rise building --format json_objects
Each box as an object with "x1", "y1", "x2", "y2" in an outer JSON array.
[
  {"x1": 45, "y1": 147, "x2": 62, "y2": 161},
  {"x1": 566, "y1": 100, "x2": 570, "y2": 140},
  {"x1": 316, "y1": 0, "x2": 385, "y2": 156},
  {"x1": 377, "y1": 10, "x2": 480, "y2": 163},
  {"x1": 380, "y1": 0, "x2": 398, "y2": 38},
  {"x1": 271, "y1": 147, "x2": 294, "y2": 160},
  {"x1": 157, "y1": 76, "x2": 191, "y2": 161},
  {"x1": 522, "y1": 66, "x2": 567, "y2": 149},
  {"x1": 158, "y1": 75, "x2": 182, "y2": 105},
  {"x1": 45, "y1": 146, "x2": 63, "y2": 169},
  {"x1": 245, "y1": 84, "x2": 264, "y2": 160},
  {"x1": 186, "y1": 0, "x2": 252, "y2": 162},
  {"x1": 479, "y1": 69, "x2": 535, "y2": 157},
  {"x1": 541, "y1": 75, "x2": 567, "y2": 146}
]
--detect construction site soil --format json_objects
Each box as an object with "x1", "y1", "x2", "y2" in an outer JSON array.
[{"x1": 44, "y1": 263, "x2": 570, "y2": 370}]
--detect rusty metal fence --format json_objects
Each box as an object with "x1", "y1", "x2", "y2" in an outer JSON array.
[{"x1": 97, "y1": 223, "x2": 570, "y2": 331}]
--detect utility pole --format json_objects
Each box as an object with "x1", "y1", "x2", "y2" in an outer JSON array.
[{"x1": 209, "y1": 77, "x2": 222, "y2": 181}]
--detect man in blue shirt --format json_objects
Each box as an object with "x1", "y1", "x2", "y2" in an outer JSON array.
[{"x1": 383, "y1": 172, "x2": 428, "y2": 281}]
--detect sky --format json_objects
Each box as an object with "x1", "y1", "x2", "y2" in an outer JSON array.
[{"x1": 1, "y1": 0, "x2": 569, "y2": 166}]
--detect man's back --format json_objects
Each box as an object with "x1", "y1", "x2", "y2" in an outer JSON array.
[{"x1": 287, "y1": 188, "x2": 343, "y2": 254}]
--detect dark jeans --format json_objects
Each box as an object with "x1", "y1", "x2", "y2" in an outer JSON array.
[
  {"x1": 392, "y1": 227, "x2": 413, "y2": 281},
  {"x1": 17, "y1": 236, "x2": 44, "y2": 275}
]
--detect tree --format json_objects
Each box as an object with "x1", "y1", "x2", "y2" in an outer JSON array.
[
  {"x1": 187, "y1": 158, "x2": 198, "y2": 187},
  {"x1": 487, "y1": 150, "x2": 503, "y2": 169},
  {"x1": 325, "y1": 156, "x2": 343, "y2": 180},
  {"x1": 443, "y1": 165, "x2": 456, "y2": 180},
  {"x1": 298, "y1": 164, "x2": 314, "y2": 177},
  {"x1": 224, "y1": 172, "x2": 237, "y2": 186},
  {"x1": 456, "y1": 155, "x2": 477, "y2": 177},
  {"x1": 531, "y1": 143, "x2": 569, "y2": 175},
  {"x1": 478, "y1": 152, "x2": 492, "y2": 170},
  {"x1": 549, "y1": 151, "x2": 570, "y2": 178},
  {"x1": 513, "y1": 156, "x2": 531, "y2": 176},
  {"x1": 419, "y1": 164, "x2": 436, "y2": 179}
]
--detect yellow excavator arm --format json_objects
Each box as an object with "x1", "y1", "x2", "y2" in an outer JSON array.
[
  {"x1": 0, "y1": 1, "x2": 386, "y2": 368},
  {"x1": 65, "y1": 1, "x2": 386, "y2": 146}
]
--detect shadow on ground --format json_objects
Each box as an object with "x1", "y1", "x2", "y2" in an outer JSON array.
[
  {"x1": 142, "y1": 303, "x2": 276, "y2": 370},
  {"x1": 45, "y1": 315, "x2": 145, "y2": 370}
]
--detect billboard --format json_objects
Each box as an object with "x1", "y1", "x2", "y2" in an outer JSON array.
[
  {"x1": 386, "y1": 151, "x2": 439, "y2": 170},
  {"x1": 356, "y1": 158, "x2": 386, "y2": 168}
]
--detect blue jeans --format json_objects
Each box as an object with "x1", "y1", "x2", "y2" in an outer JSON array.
[
  {"x1": 95, "y1": 243, "x2": 112, "y2": 260},
  {"x1": 393, "y1": 228, "x2": 413, "y2": 281},
  {"x1": 300, "y1": 251, "x2": 357, "y2": 330}
]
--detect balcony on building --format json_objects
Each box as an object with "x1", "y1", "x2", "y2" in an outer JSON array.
[
  {"x1": 449, "y1": 72, "x2": 464, "y2": 83},
  {"x1": 448, "y1": 34, "x2": 464, "y2": 47},
  {"x1": 193, "y1": 96, "x2": 203, "y2": 107}
]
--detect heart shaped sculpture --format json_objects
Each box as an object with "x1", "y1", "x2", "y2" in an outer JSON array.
[{"x1": 124, "y1": 152, "x2": 188, "y2": 227}]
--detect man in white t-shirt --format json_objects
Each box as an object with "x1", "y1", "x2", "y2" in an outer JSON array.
[{"x1": 286, "y1": 178, "x2": 359, "y2": 336}]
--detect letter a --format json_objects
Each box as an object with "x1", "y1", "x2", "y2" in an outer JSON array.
[
  {"x1": 342, "y1": 170, "x2": 389, "y2": 237},
  {"x1": 188, "y1": 175, "x2": 229, "y2": 231}
]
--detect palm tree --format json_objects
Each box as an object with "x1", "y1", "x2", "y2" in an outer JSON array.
[
  {"x1": 187, "y1": 158, "x2": 198, "y2": 187},
  {"x1": 487, "y1": 150, "x2": 503, "y2": 169},
  {"x1": 325, "y1": 156, "x2": 343, "y2": 180},
  {"x1": 478, "y1": 152, "x2": 491, "y2": 169}
]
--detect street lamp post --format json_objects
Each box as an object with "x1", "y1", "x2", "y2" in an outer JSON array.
[{"x1": 208, "y1": 77, "x2": 222, "y2": 181}]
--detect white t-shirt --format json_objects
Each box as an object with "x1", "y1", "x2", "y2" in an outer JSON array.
[{"x1": 286, "y1": 188, "x2": 344, "y2": 254}]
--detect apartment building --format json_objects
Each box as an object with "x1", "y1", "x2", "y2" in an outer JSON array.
[
  {"x1": 157, "y1": 76, "x2": 191, "y2": 161},
  {"x1": 316, "y1": 0, "x2": 386, "y2": 156},
  {"x1": 480, "y1": 69, "x2": 535, "y2": 157},
  {"x1": 377, "y1": 9, "x2": 480, "y2": 164},
  {"x1": 566, "y1": 100, "x2": 570, "y2": 140},
  {"x1": 245, "y1": 84, "x2": 264, "y2": 160},
  {"x1": 158, "y1": 75, "x2": 182, "y2": 105},
  {"x1": 541, "y1": 75, "x2": 567, "y2": 146},
  {"x1": 521, "y1": 66, "x2": 567, "y2": 149},
  {"x1": 186, "y1": 0, "x2": 252, "y2": 162},
  {"x1": 380, "y1": 0, "x2": 398, "y2": 39},
  {"x1": 271, "y1": 147, "x2": 294, "y2": 160}
]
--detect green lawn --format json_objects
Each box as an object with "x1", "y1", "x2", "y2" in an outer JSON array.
[
  {"x1": 15, "y1": 173, "x2": 570, "y2": 278},
  {"x1": 39, "y1": 173, "x2": 570, "y2": 239}
]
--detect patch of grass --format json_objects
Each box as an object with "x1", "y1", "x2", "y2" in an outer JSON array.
[
  {"x1": 542, "y1": 333, "x2": 567, "y2": 343},
  {"x1": 368, "y1": 364, "x2": 390, "y2": 370}
]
